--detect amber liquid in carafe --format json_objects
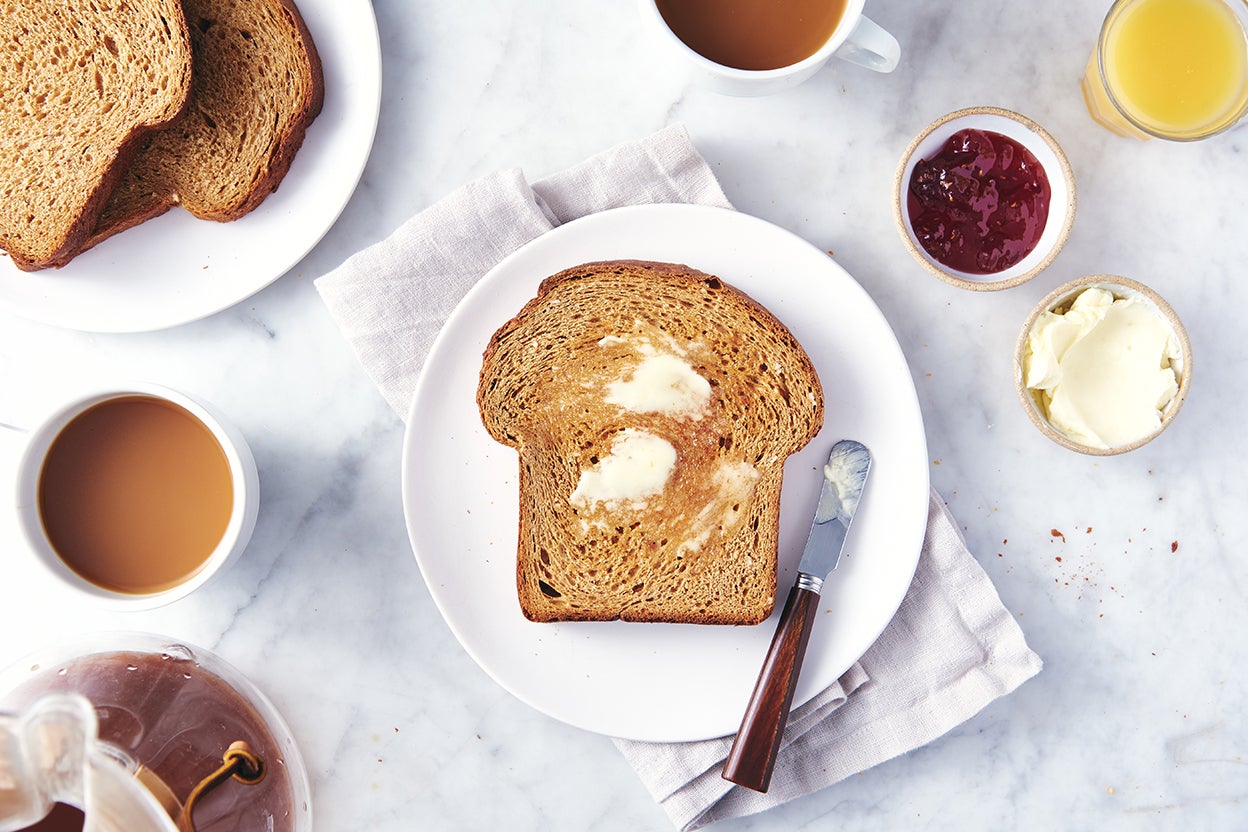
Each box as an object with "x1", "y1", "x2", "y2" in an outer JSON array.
[
  {"x1": 19, "y1": 803, "x2": 85, "y2": 832},
  {"x1": 656, "y1": 0, "x2": 850, "y2": 70},
  {"x1": 7, "y1": 651, "x2": 296, "y2": 832},
  {"x1": 37, "y1": 395, "x2": 234, "y2": 594}
]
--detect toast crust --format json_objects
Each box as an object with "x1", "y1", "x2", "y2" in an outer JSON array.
[
  {"x1": 0, "y1": 1, "x2": 193, "y2": 270},
  {"x1": 81, "y1": 0, "x2": 325, "y2": 254},
  {"x1": 478, "y1": 260, "x2": 824, "y2": 625}
]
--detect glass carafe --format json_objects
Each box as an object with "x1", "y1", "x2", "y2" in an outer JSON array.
[{"x1": 0, "y1": 634, "x2": 311, "y2": 832}]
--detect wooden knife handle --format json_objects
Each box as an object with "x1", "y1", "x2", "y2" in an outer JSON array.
[{"x1": 721, "y1": 583, "x2": 821, "y2": 793}]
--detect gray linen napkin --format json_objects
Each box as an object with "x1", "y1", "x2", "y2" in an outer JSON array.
[
  {"x1": 615, "y1": 490, "x2": 1040, "y2": 830},
  {"x1": 315, "y1": 124, "x2": 1042, "y2": 830},
  {"x1": 315, "y1": 124, "x2": 731, "y2": 417}
]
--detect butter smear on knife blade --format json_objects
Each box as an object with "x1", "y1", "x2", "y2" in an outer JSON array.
[
  {"x1": 1024, "y1": 287, "x2": 1180, "y2": 449},
  {"x1": 815, "y1": 443, "x2": 871, "y2": 525}
]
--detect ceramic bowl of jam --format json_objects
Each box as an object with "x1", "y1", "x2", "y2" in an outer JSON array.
[
  {"x1": 893, "y1": 107, "x2": 1077, "y2": 291},
  {"x1": 1013, "y1": 274, "x2": 1192, "y2": 455}
]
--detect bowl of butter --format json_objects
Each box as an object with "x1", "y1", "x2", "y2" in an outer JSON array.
[{"x1": 1014, "y1": 275, "x2": 1191, "y2": 455}]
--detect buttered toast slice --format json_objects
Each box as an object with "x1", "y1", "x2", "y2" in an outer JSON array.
[
  {"x1": 82, "y1": 0, "x2": 324, "y2": 252},
  {"x1": 0, "y1": 0, "x2": 193, "y2": 270},
  {"x1": 478, "y1": 261, "x2": 824, "y2": 624}
]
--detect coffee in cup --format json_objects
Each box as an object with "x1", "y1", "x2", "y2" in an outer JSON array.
[
  {"x1": 639, "y1": 0, "x2": 900, "y2": 96},
  {"x1": 14, "y1": 383, "x2": 258, "y2": 609}
]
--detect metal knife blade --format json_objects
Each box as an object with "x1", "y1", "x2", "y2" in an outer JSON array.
[
  {"x1": 721, "y1": 438, "x2": 873, "y2": 792},
  {"x1": 795, "y1": 439, "x2": 871, "y2": 590}
]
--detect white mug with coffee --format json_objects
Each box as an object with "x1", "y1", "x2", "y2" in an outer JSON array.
[
  {"x1": 12, "y1": 382, "x2": 259, "y2": 610},
  {"x1": 639, "y1": 0, "x2": 901, "y2": 96}
]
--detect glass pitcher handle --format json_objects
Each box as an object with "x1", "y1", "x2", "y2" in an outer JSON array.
[
  {"x1": 0, "y1": 694, "x2": 95, "y2": 831},
  {"x1": 0, "y1": 694, "x2": 179, "y2": 832}
]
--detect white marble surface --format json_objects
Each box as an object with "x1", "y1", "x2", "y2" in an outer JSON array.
[{"x1": 2, "y1": 0, "x2": 1246, "y2": 829}]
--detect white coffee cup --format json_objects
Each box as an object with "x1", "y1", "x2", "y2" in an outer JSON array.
[
  {"x1": 11, "y1": 382, "x2": 259, "y2": 611},
  {"x1": 638, "y1": 0, "x2": 901, "y2": 96}
]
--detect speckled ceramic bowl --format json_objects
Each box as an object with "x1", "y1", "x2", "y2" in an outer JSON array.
[
  {"x1": 1014, "y1": 274, "x2": 1192, "y2": 455},
  {"x1": 894, "y1": 106, "x2": 1077, "y2": 291}
]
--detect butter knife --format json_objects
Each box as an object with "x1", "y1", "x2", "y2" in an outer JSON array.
[{"x1": 722, "y1": 439, "x2": 872, "y2": 793}]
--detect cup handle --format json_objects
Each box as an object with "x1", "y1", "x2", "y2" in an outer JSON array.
[{"x1": 834, "y1": 15, "x2": 901, "y2": 73}]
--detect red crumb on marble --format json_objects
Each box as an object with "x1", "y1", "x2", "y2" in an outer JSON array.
[
  {"x1": 1171, "y1": 541, "x2": 1179, "y2": 553},
  {"x1": 1051, "y1": 529, "x2": 1066, "y2": 541}
]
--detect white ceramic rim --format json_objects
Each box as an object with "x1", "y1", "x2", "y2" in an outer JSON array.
[
  {"x1": 0, "y1": 0, "x2": 382, "y2": 333},
  {"x1": 13, "y1": 384, "x2": 259, "y2": 610},
  {"x1": 1012, "y1": 274, "x2": 1193, "y2": 455},
  {"x1": 400, "y1": 203, "x2": 929, "y2": 741},
  {"x1": 893, "y1": 107, "x2": 1078, "y2": 291},
  {"x1": 637, "y1": 0, "x2": 868, "y2": 80}
]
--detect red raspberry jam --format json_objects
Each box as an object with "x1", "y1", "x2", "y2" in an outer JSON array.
[{"x1": 906, "y1": 129, "x2": 1051, "y2": 275}]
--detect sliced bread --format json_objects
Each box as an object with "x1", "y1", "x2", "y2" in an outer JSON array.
[
  {"x1": 82, "y1": 0, "x2": 324, "y2": 251},
  {"x1": 478, "y1": 260, "x2": 825, "y2": 625},
  {"x1": 0, "y1": 0, "x2": 193, "y2": 270}
]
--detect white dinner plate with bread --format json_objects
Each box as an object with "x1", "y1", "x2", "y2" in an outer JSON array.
[
  {"x1": 403, "y1": 204, "x2": 929, "y2": 742},
  {"x1": 0, "y1": 0, "x2": 380, "y2": 333}
]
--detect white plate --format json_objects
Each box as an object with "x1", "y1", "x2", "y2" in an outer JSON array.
[
  {"x1": 0, "y1": 0, "x2": 381, "y2": 333},
  {"x1": 402, "y1": 204, "x2": 929, "y2": 742}
]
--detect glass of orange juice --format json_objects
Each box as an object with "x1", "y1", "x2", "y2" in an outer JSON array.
[{"x1": 1082, "y1": 0, "x2": 1248, "y2": 140}]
